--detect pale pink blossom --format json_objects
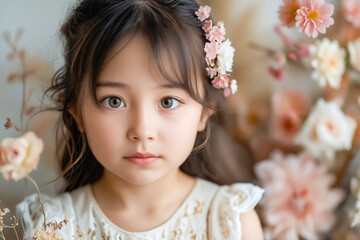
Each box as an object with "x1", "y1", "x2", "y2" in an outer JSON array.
[
  {"x1": 269, "y1": 66, "x2": 285, "y2": 80},
  {"x1": 255, "y1": 150, "x2": 344, "y2": 240},
  {"x1": 295, "y1": 0, "x2": 334, "y2": 38},
  {"x1": 342, "y1": 0, "x2": 360, "y2": 28},
  {"x1": 212, "y1": 74, "x2": 229, "y2": 89},
  {"x1": 204, "y1": 41, "x2": 218, "y2": 60},
  {"x1": 294, "y1": 43, "x2": 310, "y2": 57},
  {"x1": 202, "y1": 20, "x2": 213, "y2": 32},
  {"x1": 206, "y1": 26, "x2": 225, "y2": 43},
  {"x1": 288, "y1": 52, "x2": 297, "y2": 61},
  {"x1": 275, "y1": 51, "x2": 287, "y2": 66},
  {"x1": 278, "y1": 0, "x2": 301, "y2": 28},
  {"x1": 0, "y1": 131, "x2": 43, "y2": 181},
  {"x1": 195, "y1": 5, "x2": 211, "y2": 21}
]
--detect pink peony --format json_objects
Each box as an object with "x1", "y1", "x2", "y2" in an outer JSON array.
[
  {"x1": 195, "y1": 5, "x2": 211, "y2": 21},
  {"x1": 342, "y1": 0, "x2": 360, "y2": 28},
  {"x1": 272, "y1": 88, "x2": 310, "y2": 116},
  {"x1": 206, "y1": 26, "x2": 225, "y2": 43},
  {"x1": 295, "y1": 0, "x2": 334, "y2": 38},
  {"x1": 278, "y1": 0, "x2": 302, "y2": 28},
  {"x1": 0, "y1": 131, "x2": 44, "y2": 181},
  {"x1": 272, "y1": 89, "x2": 310, "y2": 142},
  {"x1": 204, "y1": 41, "x2": 218, "y2": 61},
  {"x1": 255, "y1": 151, "x2": 344, "y2": 240},
  {"x1": 212, "y1": 74, "x2": 229, "y2": 89}
]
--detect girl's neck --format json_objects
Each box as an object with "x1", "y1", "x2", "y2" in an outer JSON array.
[{"x1": 91, "y1": 169, "x2": 196, "y2": 213}]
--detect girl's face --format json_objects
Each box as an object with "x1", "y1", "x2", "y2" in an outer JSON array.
[{"x1": 75, "y1": 33, "x2": 210, "y2": 186}]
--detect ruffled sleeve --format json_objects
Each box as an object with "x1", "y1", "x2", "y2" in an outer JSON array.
[
  {"x1": 208, "y1": 183, "x2": 264, "y2": 240},
  {"x1": 16, "y1": 192, "x2": 75, "y2": 239}
]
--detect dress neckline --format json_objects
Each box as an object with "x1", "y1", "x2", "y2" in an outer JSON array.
[{"x1": 86, "y1": 178, "x2": 202, "y2": 235}]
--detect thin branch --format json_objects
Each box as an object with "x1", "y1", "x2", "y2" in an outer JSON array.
[
  {"x1": 333, "y1": 148, "x2": 355, "y2": 188},
  {"x1": 25, "y1": 176, "x2": 46, "y2": 229}
]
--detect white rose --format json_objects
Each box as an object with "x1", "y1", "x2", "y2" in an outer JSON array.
[
  {"x1": 0, "y1": 131, "x2": 44, "y2": 181},
  {"x1": 310, "y1": 38, "x2": 346, "y2": 89},
  {"x1": 295, "y1": 99, "x2": 357, "y2": 160},
  {"x1": 216, "y1": 39, "x2": 235, "y2": 74},
  {"x1": 349, "y1": 38, "x2": 360, "y2": 73}
]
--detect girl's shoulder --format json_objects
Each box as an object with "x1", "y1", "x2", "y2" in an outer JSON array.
[{"x1": 199, "y1": 178, "x2": 264, "y2": 239}]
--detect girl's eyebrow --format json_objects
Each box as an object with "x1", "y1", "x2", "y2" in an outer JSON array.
[
  {"x1": 96, "y1": 82, "x2": 128, "y2": 88},
  {"x1": 96, "y1": 82, "x2": 184, "y2": 89}
]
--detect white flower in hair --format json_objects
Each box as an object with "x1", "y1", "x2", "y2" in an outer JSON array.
[
  {"x1": 217, "y1": 39, "x2": 235, "y2": 74},
  {"x1": 230, "y1": 79, "x2": 238, "y2": 94}
]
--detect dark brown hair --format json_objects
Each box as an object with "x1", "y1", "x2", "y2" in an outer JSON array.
[{"x1": 48, "y1": 0, "x2": 228, "y2": 191}]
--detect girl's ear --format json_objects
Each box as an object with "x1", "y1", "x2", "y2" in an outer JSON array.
[
  {"x1": 198, "y1": 108, "x2": 214, "y2": 132},
  {"x1": 68, "y1": 107, "x2": 84, "y2": 132}
]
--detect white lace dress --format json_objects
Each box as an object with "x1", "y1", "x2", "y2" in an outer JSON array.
[{"x1": 17, "y1": 178, "x2": 264, "y2": 240}]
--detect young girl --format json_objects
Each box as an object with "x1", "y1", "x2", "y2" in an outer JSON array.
[{"x1": 18, "y1": 0, "x2": 264, "y2": 239}]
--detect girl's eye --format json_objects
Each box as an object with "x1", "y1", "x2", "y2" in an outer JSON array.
[
  {"x1": 160, "y1": 97, "x2": 180, "y2": 109},
  {"x1": 102, "y1": 97, "x2": 124, "y2": 109}
]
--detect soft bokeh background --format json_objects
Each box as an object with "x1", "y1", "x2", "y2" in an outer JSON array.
[{"x1": 0, "y1": 0, "x2": 348, "y2": 239}]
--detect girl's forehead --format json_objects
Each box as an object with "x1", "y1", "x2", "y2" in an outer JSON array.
[{"x1": 99, "y1": 33, "x2": 169, "y2": 83}]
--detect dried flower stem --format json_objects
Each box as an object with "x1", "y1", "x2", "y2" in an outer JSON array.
[
  {"x1": 333, "y1": 148, "x2": 355, "y2": 188},
  {"x1": 25, "y1": 176, "x2": 46, "y2": 229},
  {"x1": 3, "y1": 32, "x2": 27, "y2": 134},
  {"x1": 248, "y1": 42, "x2": 276, "y2": 56}
]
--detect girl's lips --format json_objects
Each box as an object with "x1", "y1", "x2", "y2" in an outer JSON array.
[{"x1": 124, "y1": 152, "x2": 159, "y2": 165}]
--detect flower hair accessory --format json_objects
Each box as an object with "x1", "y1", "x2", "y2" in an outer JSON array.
[{"x1": 195, "y1": 5, "x2": 238, "y2": 97}]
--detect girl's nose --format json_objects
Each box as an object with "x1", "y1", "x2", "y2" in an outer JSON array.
[{"x1": 127, "y1": 106, "x2": 156, "y2": 142}]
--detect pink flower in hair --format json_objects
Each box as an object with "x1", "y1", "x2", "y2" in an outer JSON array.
[
  {"x1": 202, "y1": 20, "x2": 213, "y2": 32},
  {"x1": 206, "y1": 67, "x2": 218, "y2": 78},
  {"x1": 295, "y1": 0, "x2": 334, "y2": 38},
  {"x1": 212, "y1": 74, "x2": 229, "y2": 89},
  {"x1": 206, "y1": 26, "x2": 225, "y2": 43},
  {"x1": 204, "y1": 41, "x2": 218, "y2": 61},
  {"x1": 195, "y1": 5, "x2": 211, "y2": 21},
  {"x1": 278, "y1": 0, "x2": 301, "y2": 28},
  {"x1": 342, "y1": 0, "x2": 360, "y2": 28}
]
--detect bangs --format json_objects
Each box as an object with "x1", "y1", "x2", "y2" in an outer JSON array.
[{"x1": 139, "y1": 3, "x2": 207, "y2": 103}]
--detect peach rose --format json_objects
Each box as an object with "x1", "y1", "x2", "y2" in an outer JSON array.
[{"x1": 0, "y1": 131, "x2": 43, "y2": 181}]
